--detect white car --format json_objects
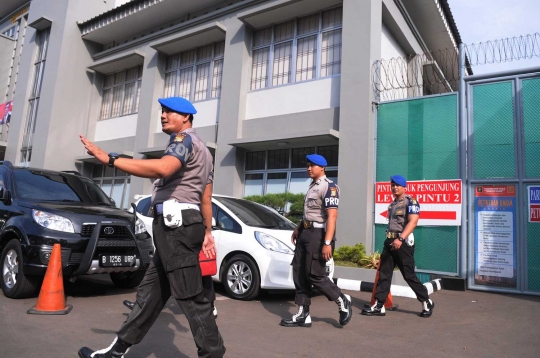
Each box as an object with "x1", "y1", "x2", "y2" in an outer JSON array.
[{"x1": 130, "y1": 194, "x2": 334, "y2": 300}]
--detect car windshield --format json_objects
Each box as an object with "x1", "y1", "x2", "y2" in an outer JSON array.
[
  {"x1": 13, "y1": 169, "x2": 113, "y2": 205},
  {"x1": 213, "y1": 196, "x2": 296, "y2": 230}
]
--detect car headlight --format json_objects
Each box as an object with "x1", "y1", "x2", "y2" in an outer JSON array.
[
  {"x1": 32, "y1": 210, "x2": 74, "y2": 233},
  {"x1": 254, "y1": 231, "x2": 293, "y2": 255},
  {"x1": 135, "y1": 217, "x2": 147, "y2": 234}
]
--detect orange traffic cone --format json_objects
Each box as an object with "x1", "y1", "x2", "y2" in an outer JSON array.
[
  {"x1": 368, "y1": 263, "x2": 397, "y2": 311},
  {"x1": 27, "y1": 243, "x2": 72, "y2": 315}
]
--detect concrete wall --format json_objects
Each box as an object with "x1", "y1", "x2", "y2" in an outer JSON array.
[
  {"x1": 213, "y1": 14, "x2": 251, "y2": 198},
  {"x1": 380, "y1": 23, "x2": 408, "y2": 100},
  {"x1": 5, "y1": 0, "x2": 111, "y2": 167},
  {"x1": 243, "y1": 108, "x2": 339, "y2": 138},
  {"x1": 0, "y1": 35, "x2": 14, "y2": 101},
  {"x1": 336, "y1": 0, "x2": 382, "y2": 251},
  {"x1": 245, "y1": 76, "x2": 341, "y2": 120},
  {"x1": 95, "y1": 114, "x2": 138, "y2": 141}
]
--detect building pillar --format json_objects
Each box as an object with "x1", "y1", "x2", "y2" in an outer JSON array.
[
  {"x1": 212, "y1": 15, "x2": 251, "y2": 197},
  {"x1": 336, "y1": 0, "x2": 382, "y2": 252},
  {"x1": 129, "y1": 46, "x2": 166, "y2": 199}
]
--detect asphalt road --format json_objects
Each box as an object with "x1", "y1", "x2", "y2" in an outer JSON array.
[{"x1": 1, "y1": 274, "x2": 539, "y2": 358}]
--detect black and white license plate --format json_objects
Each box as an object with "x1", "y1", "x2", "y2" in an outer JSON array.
[{"x1": 99, "y1": 254, "x2": 136, "y2": 267}]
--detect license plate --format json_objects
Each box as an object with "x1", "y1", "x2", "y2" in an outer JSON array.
[{"x1": 99, "y1": 254, "x2": 136, "y2": 267}]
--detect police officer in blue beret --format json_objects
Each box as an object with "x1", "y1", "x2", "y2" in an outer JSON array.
[
  {"x1": 78, "y1": 97, "x2": 225, "y2": 357},
  {"x1": 361, "y1": 175, "x2": 434, "y2": 318},
  {"x1": 280, "y1": 154, "x2": 353, "y2": 328}
]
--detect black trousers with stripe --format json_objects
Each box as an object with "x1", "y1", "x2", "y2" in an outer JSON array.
[
  {"x1": 375, "y1": 238, "x2": 429, "y2": 303},
  {"x1": 292, "y1": 227, "x2": 341, "y2": 306},
  {"x1": 116, "y1": 213, "x2": 225, "y2": 358}
]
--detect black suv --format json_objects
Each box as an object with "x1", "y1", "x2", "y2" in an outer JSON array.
[{"x1": 0, "y1": 162, "x2": 153, "y2": 299}]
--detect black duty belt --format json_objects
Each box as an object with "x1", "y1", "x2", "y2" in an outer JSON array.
[
  {"x1": 303, "y1": 220, "x2": 326, "y2": 229},
  {"x1": 150, "y1": 203, "x2": 200, "y2": 218}
]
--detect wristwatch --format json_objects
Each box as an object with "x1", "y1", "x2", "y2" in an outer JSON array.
[
  {"x1": 324, "y1": 240, "x2": 332, "y2": 246},
  {"x1": 108, "y1": 152, "x2": 120, "y2": 167},
  {"x1": 398, "y1": 236, "x2": 405, "y2": 242}
]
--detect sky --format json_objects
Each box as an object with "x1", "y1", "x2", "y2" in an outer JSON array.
[{"x1": 449, "y1": 0, "x2": 540, "y2": 74}]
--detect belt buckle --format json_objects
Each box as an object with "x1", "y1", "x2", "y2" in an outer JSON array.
[{"x1": 303, "y1": 221, "x2": 310, "y2": 229}]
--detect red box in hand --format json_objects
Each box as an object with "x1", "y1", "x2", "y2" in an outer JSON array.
[{"x1": 199, "y1": 250, "x2": 217, "y2": 277}]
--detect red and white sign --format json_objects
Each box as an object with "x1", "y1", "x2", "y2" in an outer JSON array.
[{"x1": 375, "y1": 179, "x2": 462, "y2": 226}]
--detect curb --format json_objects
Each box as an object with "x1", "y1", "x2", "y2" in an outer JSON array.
[{"x1": 333, "y1": 277, "x2": 442, "y2": 299}]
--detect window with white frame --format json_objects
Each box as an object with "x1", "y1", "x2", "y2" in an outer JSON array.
[
  {"x1": 20, "y1": 27, "x2": 50, "y2": 165},
  {"x1": 100, "y1": 65, "x2": 142, "y2": 120},
  {"x1": 250, "y1": 6, "x2": 342, "y2": 90},
  {"x1": 164, "y1": 41, "x2": 225, "y2": 101},
  {"x1": 243, "y1": 145, "x2": 339, "y2": 197},
  {"x1": 91, "y1": 164, "x2": 132, "y2": 209},
  {"x1": 2, "y1": 24, "x2": 19, "y2": 39}
]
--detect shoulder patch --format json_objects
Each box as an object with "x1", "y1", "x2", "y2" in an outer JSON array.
[
  {"x1": 329, "y1": 186, "x2": 337, "y2": 197},
  {"x1": 174, "y1": 133, "x2": 187, "y2": 143},
  {"x1": 405, "y1": 195, "x2": 417, "y2": 204}
]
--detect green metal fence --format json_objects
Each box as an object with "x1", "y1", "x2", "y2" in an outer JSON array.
[
  {"x1": 522, "y1": 78, "x2": 540, "y2": 292},
  {"x1": 468, "y1": 76, "x2": 540, "y2": 294},
  {"x1": 472, "y1": 81, "x2": 516, "y2": 179},
  {"x1": 376, "y1": 94, "x2": 459, "y2": 274}
]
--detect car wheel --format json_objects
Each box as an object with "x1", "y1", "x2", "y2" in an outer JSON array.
[
  {"x1": 1, "y1": 239, "x2": 41, "y2": 299},
  {"x1": 221, "y1": 254, "x2": 260, "y2": 301},
  {"x1": 110, "y1": 270, "x2": 145, "y2": 289}
]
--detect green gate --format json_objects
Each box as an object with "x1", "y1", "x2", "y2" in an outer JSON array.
[
  {"x1": 375, "y1": 93, "x2": 459, "y2": 274},
  {"x1": 467, "y1": 75, "x2": 540, "y2": 294}
]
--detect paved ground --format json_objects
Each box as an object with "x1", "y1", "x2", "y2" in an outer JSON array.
[{"x1": 1, "y1": 274, "x2": 539, "y2": 358}]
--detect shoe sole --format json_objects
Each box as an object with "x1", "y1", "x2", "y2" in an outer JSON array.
[
  {"x1": 279, "y1": 322, "x2": 312, "y2": 327},
  {"x1": 360, "y1": 311, "x2": 386, "y2": 316}
]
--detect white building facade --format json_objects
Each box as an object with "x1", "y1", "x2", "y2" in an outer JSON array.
[{"x1": 0, "y1": 0, "x2": 461, "y2": 250}]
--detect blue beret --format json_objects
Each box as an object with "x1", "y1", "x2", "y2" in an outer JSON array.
[
  {"x1": 158, "y1": 97, "x2": 197, "y2": 114},
  {"x1": 306, "y1": 154, "x2": 327, "y2": 167},
  {"x1": 390, "y1": 175, "x2": 407, "y2": 187}
]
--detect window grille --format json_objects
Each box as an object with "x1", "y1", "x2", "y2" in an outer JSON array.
[
  {"x1": 164, "y1": 41, "x2": 225, "y2": 102},
  {"x1": 244, "y1": 145, "x2": 339, "y2": 196},
  {"x1": 251, "y1": 6, "x2": 342, "y2": 90},
  {"x1": 20, "y1": 27, "x2": 50, "y2": 165},
  {"x1": 100, "y1": 65, "x2": 143, "y2": 120},
  {"x1": 91, "y1": 164, "x2": 131, "y2": 209}
]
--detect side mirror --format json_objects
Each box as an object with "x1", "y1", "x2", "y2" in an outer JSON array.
[
  {"x1": 212, "y1": 217, "x2": 217, "y2": 228},
  {"x1": 109, "y1": 197, "x2": 116, "y2": 207}
]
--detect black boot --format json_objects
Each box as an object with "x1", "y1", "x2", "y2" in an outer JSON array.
[
  {"x1": 78, "y1": 337, "x2": 132, "y2": 358},
  {"x1": 279, "y1": 305, "x2": 312, "y2": 327},
  {"x1": 123, "y1": 300, "x2": 135, "y2": 310},
  {"x1": 335, "y1": 293, "x2": 353, "y2": 326},
  {"x1": 361, "y1": 300, "x2": 386, "y2": 316},
  {"x1": 419, "y1": 299, "x2": 435, "y2": 318}
]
